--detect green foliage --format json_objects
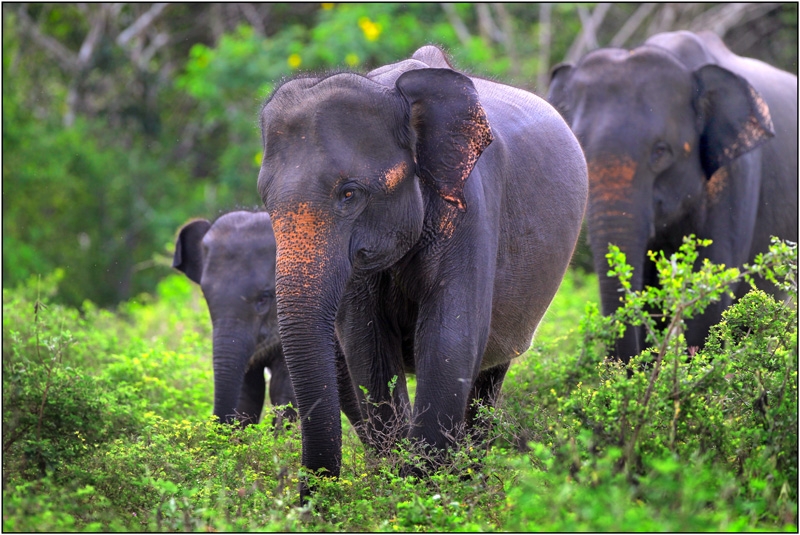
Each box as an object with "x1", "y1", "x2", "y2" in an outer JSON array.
[
  {"x1": 503, "y1": 237, "x2": 798, "y2": 531},
  {"x1": 173, "y1": 3, "x2": 512, "y2": 211},
  {"x1": 3, "y1": 238, "x2": 796, "y2": 531},
  {"x1": 5, "y1": 4, "x2": 796, "y2": 308}
]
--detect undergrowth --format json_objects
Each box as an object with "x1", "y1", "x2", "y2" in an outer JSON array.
[{"x1": 2, "y1": 237, "x2": 797, "y2": 531}]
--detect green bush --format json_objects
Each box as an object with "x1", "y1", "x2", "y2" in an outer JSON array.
[
  {"x1": 2, "y1": 238, "x2": 797, "y2": 531},
  {"x1": 502, "y1": 237, "x2": 798, "y2": 531}
]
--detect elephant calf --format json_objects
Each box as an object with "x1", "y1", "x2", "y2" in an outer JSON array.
[
  {"x1": 173, "y1": 211, "x2": 297, "y2": 426},
  {"x1": 548, "y1": 30, "x2": 798, "y2": 361}
]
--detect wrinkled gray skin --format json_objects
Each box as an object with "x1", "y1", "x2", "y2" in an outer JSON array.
[
  {"x1": 172, "y1": 211, "x2": 297, "y2": 426},
  {"x1": 548, "y1": 31, "x2": 798, "y2": 362},
  {"x1": 257, "y1": 45, "x2": 588, "y2": 500}
]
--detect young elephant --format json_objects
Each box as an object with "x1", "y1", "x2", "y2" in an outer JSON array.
[
  {"x1": 257, "y1": 45, "x2": 588, "y2": 499},
  {"x1": 547, "y1": 30, "x2": 798, "y2": 362},
  {"x1": 172, "y1": 211, "x2": 296, "y2": 426}
]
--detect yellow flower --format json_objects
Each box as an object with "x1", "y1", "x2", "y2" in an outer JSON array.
[
  {"x1": 345, "y1": 53, "x2": 359, "y2": 67},
  {"x1": 321, "y1": 3, "x2": 334, "y2": 10},
  {"x1": 358, "y1": 16, "x2": 382, "y2": 41},
  {"x1": 287, "y1": 53, "x2": 302, "y2": 69}
]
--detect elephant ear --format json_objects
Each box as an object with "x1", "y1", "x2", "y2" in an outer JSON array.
[
  {"x1": 172, "y1": 219, "x2": 211, "y2": 284},
  {"x1": 395, "y1": 68, "x2": 493, "y2": 211},
  {"x1": 547, "y1": 62, "x2": 574, "y2": 122},
  {"x1": 693, "y1": 64, "x2": 775, "y2": 179}
]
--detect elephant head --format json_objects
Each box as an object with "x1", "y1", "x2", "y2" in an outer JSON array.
[
  {"x1": 173, "y1": 211, "x2": 296, "y2": 425},
  {"x1": 548, "y1": 43, "x2": 774, "y2": 361},
  {"x1": 257, "y1": 68, "x2": 492, "y2": 481}
]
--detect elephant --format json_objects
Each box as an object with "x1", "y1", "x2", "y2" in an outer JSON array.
[
  {"x1": 547, "y1": 30, "x2": 798, "y2": 362},
  {"x1": 256, "y1": 44, "x2": 588, "y2": 498},
  {"x1": 172, "y1": 211, "x2": 297, "y2": 426}
]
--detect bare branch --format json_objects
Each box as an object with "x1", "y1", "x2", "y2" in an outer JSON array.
[
  {"x1": 645, "y1": 3, "x2": 677, "y2": 37},
  {"x1": 239, "y1": 3, "x2": 266, "y2": 36},
  {"x1": 441, "y1": 3, "x2": 471, "y2": 47},
  {"x1": 577, "y1": 6, "x2": 599, "y2": 50},
  {"x1": 492, "y1": 3, "x2": 519, "y2": 77},
  {"x1": 536, "y1": 2, "x2": 552, "y2": 92},
  {"x1": 610, "y1": 3, "x2": 658, "y2": 48},
  {"x1": 565, "y1": 3, "x2": 612, "y2": 63},
  {"x1": 116, "y1": 2, "x2": 169, "y2": 47},
  {"x1": 687, "y1": 2, "x2": 781, "y2": 37},
  {"x1": 16, "y1": 4, "x2": 79, "y2": 73},
  {"x1": 77, "y1": 5, "x2": 108, "y2": 66},
  {"x1": 139, "y1": 32, "x2": 170, "y2": 68},
  {"x1": 476, "y1": 3, "x2": 502, "y2": 44}
]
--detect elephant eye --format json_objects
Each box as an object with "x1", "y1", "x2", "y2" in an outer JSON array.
[
  {"x1": 254, "y1": 289, "x2": 275, "y2": 314},
  {"x1": 336, "y1": 183, "x2": 365, "y2": 206},
  {"x1": 650, "y1": 142, "x2": 673, "y2": 171}
]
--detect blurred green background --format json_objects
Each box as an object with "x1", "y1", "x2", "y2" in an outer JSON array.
[{"x1": 3, "y1": 2, "x2": 797, "y2": 308}]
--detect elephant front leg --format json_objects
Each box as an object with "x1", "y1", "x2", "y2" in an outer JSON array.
[
  {"x1": 337, "y1": 274, "x2": 412, "y2": 455},
  {"x1": 409, "y1": 280, "x2": 493, "y2": 458},
  {"x1": 236, "y1": 362, "x2": 266, "y2": 426},
  {"x1": 262, "y1": 345, "x2": 298, "y2": 427}
]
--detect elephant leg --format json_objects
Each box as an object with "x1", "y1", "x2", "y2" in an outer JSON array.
[
  {"x1": 262, "y1": 345, "x2": 298, "y2": 427},
  {"x1": 411, "y1": 276, "x2": 493, "y2": 453},
  {"x1": 465, "y1": 361, "x2": 510, "y2": 448},
  {"x1": 337, "y1": 273, "x2": 412, "y2": 454},
  {"x1": 236, "y1": 363, "x2": 266, "y2": 426},
  {"x1": 335, "y1": 336, "x2": 371, "y2": 444}
]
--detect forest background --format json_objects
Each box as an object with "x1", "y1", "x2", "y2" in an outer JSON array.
[
  {"x1": 3, "y1": 2, "x2": 797, "y2": 308},
  {"x1": 3, "y1": 3, "x2": 798, "y2": 531}
]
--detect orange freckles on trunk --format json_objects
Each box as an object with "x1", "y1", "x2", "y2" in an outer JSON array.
[
  {"x1": 271, "y1": 202, "x2": 331, "y2": 300},
  {"x1": 587, "y1": 156, "x2": 638, "y2": 203}
]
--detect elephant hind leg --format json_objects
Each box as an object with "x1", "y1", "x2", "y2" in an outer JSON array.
[{"x1": 465, "y1": 362, "x2": 510, "y2": 448}]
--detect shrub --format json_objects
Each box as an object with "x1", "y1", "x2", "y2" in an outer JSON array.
[
  {"x1": 2, "y1": 237, "x2": 796, "y2": 531},
  {"x1": 502, "y1": 237, "x2": 798, "y2": 531}
]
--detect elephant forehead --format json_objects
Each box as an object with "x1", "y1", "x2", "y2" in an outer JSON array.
[
  {"x1": 574, "y1": 48, "x2": 692, "y2": 105},
  {"x1": 587, "y1": 156, "x2": 638, "y2": 203},
  {"x1": 265, "y1": 88, "x2": 405, "y2": 174}
]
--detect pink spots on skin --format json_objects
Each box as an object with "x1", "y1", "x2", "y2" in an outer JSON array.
[
  {"x1": 586, "y1": 155, "x2": 638, "y2": 227},
  {"x1": 437, "y1": 104, "x2": 493, "y2": 212},
  {"x1": 706, "y1": 166, "x2": 728, "y2": 204},
  {"x1": 383, "y1": 161, "x2": 408, "y2": 192},
  {"x1": 587, "y1": 156, "x2": 638, "y2": 204},
  {"x1": 436, "y1": 203, "x2": 460, "y2": 240},
  {"x1": 270, "y1": 202, "x2": 332, "y2": 300},
  {"x1": 720, "y1": 89, "x2": 774, "y2": 166}
]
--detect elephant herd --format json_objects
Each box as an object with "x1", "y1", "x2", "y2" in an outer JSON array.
[{"x1": 172, "y1": 33, "x2": 797, "y2": 501}]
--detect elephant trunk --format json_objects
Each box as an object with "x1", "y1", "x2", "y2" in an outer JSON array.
[
  {"x1": 211, "y1": 319, "x2": 256, "y2": 424},
  {"x1": 270, "y1": 201, "x2": 349, "y2": 488},
  {"x1": 586, "y1": 155, "x2": 652, "y2": 362}
]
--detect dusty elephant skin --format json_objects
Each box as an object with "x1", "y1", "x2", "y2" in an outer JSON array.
[
  {"x1": 172, "y1": 211, "x2": 298, "y2": 427},
  {"x1": 257, "y1": 45, "x2": 588, "y2": 500},
  {"x1": 548, "y1": 30, "x2": 798, "y2": 362}
]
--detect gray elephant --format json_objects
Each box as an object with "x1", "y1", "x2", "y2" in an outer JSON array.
[
  {"x1": 257, "y1": 45, "x2": 588, "y2": 498},
  {"x1": 548, "y1": 30, "x2": 798, "y2": 362},
  {"x1": 172, "y1": 211, "x2": 297, "y2": 426}
]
